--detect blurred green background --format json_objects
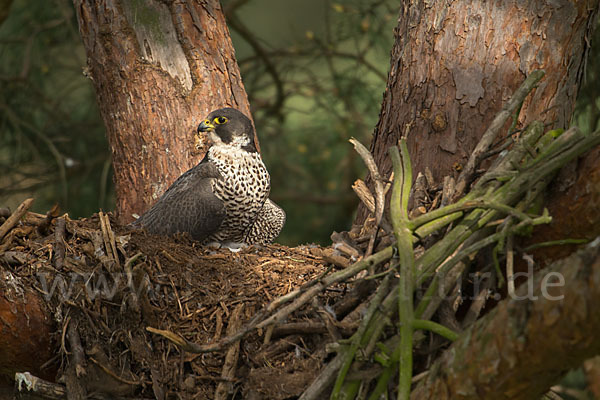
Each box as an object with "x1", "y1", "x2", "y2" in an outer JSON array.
[
  {"x1": 0, "y1": 0, "x2": 398, "y2": 246},
  {"x1": 0, "y1": 0, "x2": 599, "y2": 248}
]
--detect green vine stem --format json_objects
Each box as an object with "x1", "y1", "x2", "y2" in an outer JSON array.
[
  {"x1": 389, "y1": 141, "x2": 415, "y2": 400},
  {"x1": 412, "y1": 319, "x2": 459, "y2": 342},
  {"x1": 331, "y1": 275, "x2": 391, "y2": 399}
]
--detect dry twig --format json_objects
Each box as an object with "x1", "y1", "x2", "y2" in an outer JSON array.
[
  {"x1": 350, "y1": 138, "x2": 388, "y2": 257},
  {"x1": 53, "y1": 217, "x2": 66, "y2": 270},
  {"x1": 0, "y1": 197, "x2": 34, "y2": 242},
  {"x1": 67, "y1": 322, "x2": 87, "y2": 378},
  {"x1": 215, "y1": 304, "x2": 244, "y2": 400},
  {"x1": 98, "y1": 211, "x2": 120, "y2": 269}
]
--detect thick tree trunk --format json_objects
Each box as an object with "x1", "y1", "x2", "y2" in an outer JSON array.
[
  {"x1": 73, "y1": 0, "x2": 252, "y2": 224},
  {"x1": 357, "y1": 0, "x2": 600, "y2": 229}
]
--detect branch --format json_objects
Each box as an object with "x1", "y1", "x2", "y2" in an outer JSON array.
[
  {"x1": 0, "y1": 197, "x2": 33, "y2": 241},
  {"x1": 15, "y1": 372, "x2": 66, "y2": 399},
  {"x1": 215, "y1": 304, "x2": 244, "y2": 400},
  {"x1": 411, "y1": 239, "x2": 600, "y2": 400},
  {"x1": 350, "y1": 138, "x2": 386, "y2": 229},
  {"x1": 226, "y1": 12, "x2": 285, "y2": 116},
  {"x1": 350, "y1": 137, "x2": 389, "y2": 256}
]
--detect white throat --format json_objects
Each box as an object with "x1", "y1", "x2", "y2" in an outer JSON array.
[{"x1": 209, "y1": 132, "x2": 251, "y2": 149}]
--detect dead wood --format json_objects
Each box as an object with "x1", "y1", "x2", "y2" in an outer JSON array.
[
  {"x1": 0, "y1": 210, "x2": 348, "y2": 398},
  {"x1": 271, "y1": 321, "x2": 357, "y2": 339},
  {"x1": 14, "y1": 372, "x2": 66, "y2": 399},
  {"x1": 0, "y1": 198, "x2": 33, "y2": 241},
  {"x1": 214, "y1": 303, "x2": 244, "y2": 400},
  {"x1": 53, "y1": 217, "x2": 66, "y2": 270},
  {"x1": 67, "y1": 322, "x2": 86, "y2": 378}
]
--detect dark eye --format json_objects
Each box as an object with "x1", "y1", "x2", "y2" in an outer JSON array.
[{"x1": 214, "y1": 116, "x2": 228, "y2": 124}]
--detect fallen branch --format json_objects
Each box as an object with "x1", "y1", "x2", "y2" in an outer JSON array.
[
  {"x1": 352, "y1": 179, "x2": 392, "y2": 233},
  {"x1": 411, "y1": 239, "x2": 600, "y2": 400},
  {"x1": 0, "y1": 251, "x2": 32, "y2": 265},
  {"x1": 298, "y1": 353, "x2": 346, "y2": 400},
  {"x1": 15, "y1": 372, "x2": 66, "y2": 400}
]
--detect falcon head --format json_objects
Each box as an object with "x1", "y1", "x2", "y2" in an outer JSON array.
[{"x1": 197, "y1": 108, "x2": 256, "y2": 152}]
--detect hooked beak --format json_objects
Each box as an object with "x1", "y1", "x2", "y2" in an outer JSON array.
[{"x1": 197, "y1": 119, "x2": 215, "y2": 133}]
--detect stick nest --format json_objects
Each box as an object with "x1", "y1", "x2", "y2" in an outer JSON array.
[{"x1": 2, "y1": 210, "x2": 354, "y2": 399}]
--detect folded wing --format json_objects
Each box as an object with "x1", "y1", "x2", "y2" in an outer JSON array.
[{"x1": 132, "y1": 159, "x2": 226, "y2": 242}]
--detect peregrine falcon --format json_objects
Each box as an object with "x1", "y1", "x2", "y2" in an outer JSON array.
[{"x1": 132, "y1": 108, "x2": 285, "y2": 246}]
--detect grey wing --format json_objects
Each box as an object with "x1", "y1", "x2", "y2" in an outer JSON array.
[{"x1": 131, "y1": 160, "x2": 226, "y2": 242}]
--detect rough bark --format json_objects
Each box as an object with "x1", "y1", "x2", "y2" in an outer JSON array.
[
  {"x1": 524, "y1": 146, "x2": 600, "y2": 265},
  {"x1": 0, "y1": 286, "x2": 54, "y2": 387},
  {"x1": 73, "y1": 0, "x2": 252, "y2": 224},
  {"x1": 411, "y1": 239, "x2": 600, "y2": 400},
  {"x1": 357, "y1": 0, "x2": 599, "y2": 225}
]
